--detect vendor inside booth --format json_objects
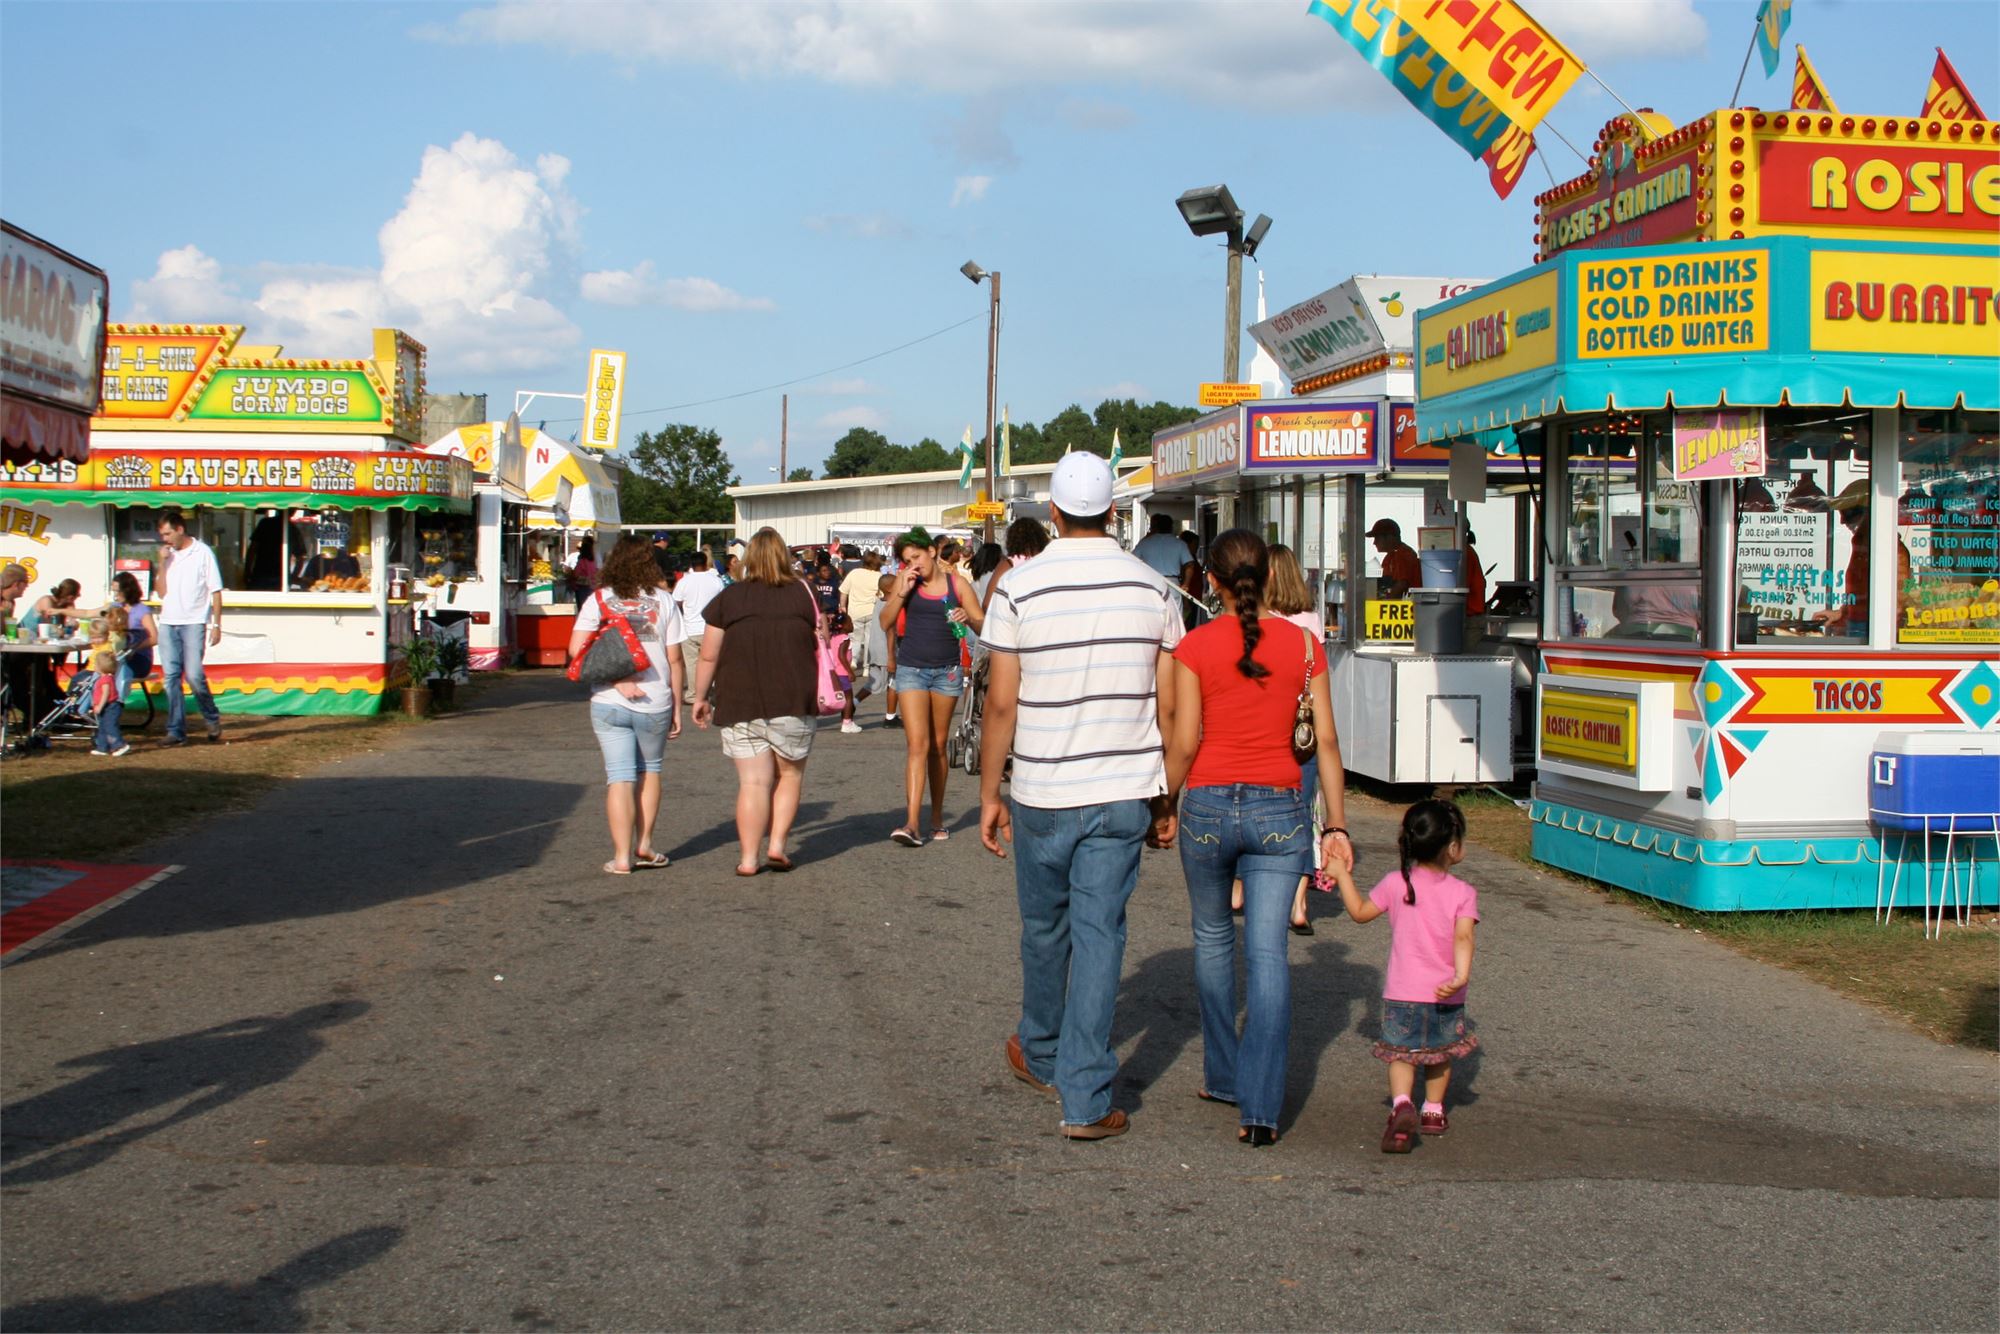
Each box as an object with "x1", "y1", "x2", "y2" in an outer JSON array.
[{"x1": 1414, "y1": 108, "x2": 2000, "y2": 913}]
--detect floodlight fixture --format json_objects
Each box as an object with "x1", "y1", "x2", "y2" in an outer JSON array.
[
  {"x1": 961, "y1": 260, "x2": 989, "y2": 284},
  {"x1": 1242, "y1": 213, "x2": 1272, "y2": 260},
  {"x1": 1175, "y1": 184, "x2": 1242, "y2": 238}
]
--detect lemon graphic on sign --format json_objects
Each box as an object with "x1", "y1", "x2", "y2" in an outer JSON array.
[{"x1": 1379, "y1": 291, "x2": 1405, "y2": 318}]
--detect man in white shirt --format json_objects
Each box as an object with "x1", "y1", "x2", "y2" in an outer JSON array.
[
  {"x1": 672, "y1": 551, "x2": 726, "y2": 703},
  {"x1": 155, "y1": 506, "x2": 225, "y2": 744},
  {"x1": 838, "y1": 552, "x2": 884, "y2": 683},
  {"x1": 978, "y1": 453, "x2": 1181, "y2": 1142}
]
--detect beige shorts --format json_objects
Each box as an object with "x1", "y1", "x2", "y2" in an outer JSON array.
[{"x1": 719, "y1": 715, "x2": 817, "y2": 761}]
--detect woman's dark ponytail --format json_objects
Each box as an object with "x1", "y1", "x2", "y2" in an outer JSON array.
[
  {"x1": 1206, "y1": 528, "x2": 1270, "y2": 680},
  {"x1": 1397, "y1": 798, "x2": 1468, "y2": 905}
]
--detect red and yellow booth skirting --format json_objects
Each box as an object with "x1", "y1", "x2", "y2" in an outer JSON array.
[{"x1": 62, "y1": 661, "x2": 389, "y2": 716}]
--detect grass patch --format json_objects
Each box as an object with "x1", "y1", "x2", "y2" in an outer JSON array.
[
  {"x1": 1349, "y1": 780, "x2": 2000, "y2": 1052},
  {"x1": 3, "y1": 708, "x2": 426, "y2": 862}
]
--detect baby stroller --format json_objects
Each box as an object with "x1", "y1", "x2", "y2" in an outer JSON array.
[
  {"x1": 30, "y1": 650, "x2": 154, "y2": 749},
  {"x1": 946, "y1": 649, "x2": 990, "y2": 777}
]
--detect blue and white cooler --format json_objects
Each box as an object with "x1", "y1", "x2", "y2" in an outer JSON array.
[{"x1": 1868, "y1": 731, "x2": 2000, "y2": 932}]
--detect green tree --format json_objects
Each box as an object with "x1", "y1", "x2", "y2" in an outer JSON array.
[
  {"x1": 905, "y1": 437, "x2": 957, "y2": 472},
  {"x1": 820, "y1": 427, "x2": 898, "y2": 478},
  {"x1": 786, "y1": 466, "x2": 815, "y2": 482},
  {"x1": 1040, "y1": 404, "x2": 1101, "y2": 458},
  {"x1": 618, "y1": 424, "x2": 739, "y2": 538},
  {"x1": 1095, "y1": 398, "x2": 1203, "y2": 450}
]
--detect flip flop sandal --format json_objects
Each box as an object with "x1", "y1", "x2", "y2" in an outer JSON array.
[
  {"x1": 1196, "y1": 1089, "x2": 1237, "y2": 1105},
  {"x1": 930, "y1": 828, "x2": 950, "y2": 842},
  {"x1": 603, "y1": 861, "x2": 633, "y2": 875},
  {"x1": 734, "y1": 865, "x2": 763, "y2": 878},
  {"x1": 766, "y1": 853, "x2": 795, "y2": 872},
  {"x1": 634, "y1": 851, "x2": 669, "y2": 869},
  {"x1": 890, "y1": 828, "x2": 922, "y2": 847}
]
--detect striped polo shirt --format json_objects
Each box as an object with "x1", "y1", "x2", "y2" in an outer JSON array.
[{"x1": 981, "y1": 536, "x2": 1182, "y2": 810}]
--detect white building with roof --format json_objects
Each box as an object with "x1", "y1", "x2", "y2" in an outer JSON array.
[{"x1": 727, "y1": 457, "x2": 1152, "y2": 550}]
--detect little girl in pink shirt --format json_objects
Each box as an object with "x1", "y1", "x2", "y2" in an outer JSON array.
[{"x1": 1324, "y1": 798, "x2": 1480, "y2": 1153}]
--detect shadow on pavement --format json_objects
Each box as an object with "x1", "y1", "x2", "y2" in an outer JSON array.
[
  {"x1": 17, "y1": 775, "x2": 583, "y2": 957},
  {"x1": 1111, "y1": 945, "x2": 1200, "y2": 1113},
  {"x1": 0, "y1": 1224, "x2": 402, "y2": 1333},
  {"x1": 0, "y1": 1000, "x2": 366, "y2": 1186}
]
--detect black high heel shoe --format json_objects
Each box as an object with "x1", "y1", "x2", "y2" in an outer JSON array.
[{"x1": 1238, "y1": 1125, "x2": 1278, "y2": 1148}]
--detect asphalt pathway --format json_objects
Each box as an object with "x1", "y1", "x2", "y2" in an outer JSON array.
[{"x1": 2, "y1": 673, "x2": 1994, "y2": 1331}]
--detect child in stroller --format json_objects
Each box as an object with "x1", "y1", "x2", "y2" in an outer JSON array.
[{"x1": 41, "y1": 617, "x2": 134, "y2": 756}]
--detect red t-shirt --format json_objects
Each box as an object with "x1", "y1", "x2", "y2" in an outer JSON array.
[{"x1": 1174, "y1": 616, "x2": 1324, "y2": 790}]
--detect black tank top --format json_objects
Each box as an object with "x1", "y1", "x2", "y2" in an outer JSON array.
[{"x1": 898, "y1": 584, "x2": 959, "y2": 668}]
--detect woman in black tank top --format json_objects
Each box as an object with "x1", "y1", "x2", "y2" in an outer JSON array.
[{"x1": 877, "y1": 529, "x2": 986, "y2": 845}]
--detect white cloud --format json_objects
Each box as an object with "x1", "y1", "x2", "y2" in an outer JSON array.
[
  {"x1": 128, "y1": 133, "x2": 583, "y2": 374},
  {"x1": 437, "y1": 1, "x2": 1707, "y2": 108},
  {"x1": 950, "y1": 175, "x2": 991, "y2": 207},
  {"x1": 580, "y1": 261, "x2": 774, "y2": 312},
  {"x1": 1090, "y1": 381, "x2": 1151, "y2": 403},
  {"x1": 814, "y1": 405, "x2": 886, "y2": 433}
]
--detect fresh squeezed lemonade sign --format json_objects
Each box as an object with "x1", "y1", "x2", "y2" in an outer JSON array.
[
  {"x1": 1576, "y1": 252, "x2": 1769, "y2": 358},
  {"x1": 1672, "y1": 409, "x2": 1766, "y2": 481}
]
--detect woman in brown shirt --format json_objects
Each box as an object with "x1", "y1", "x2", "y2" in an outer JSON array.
[{"x1": 693, "y1": 528, "x2": 823, "y2": 875}]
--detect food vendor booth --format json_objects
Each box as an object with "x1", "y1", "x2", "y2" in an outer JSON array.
[
  {"x1": 417, "y1": 420, "x2": 620, "y2": 668},
  {"x1": 0, "y1": 324, "x2": 473, "y2": 714},
  {"x1": 512, "y1": 432, "x2": 620, "y2": 666},
  {"x1": 1414, "y1": 109, "x2": 1999, "y2": 912},
  {"x1": 1149, "y1": 274, "x2": 1534, "y2": 785}
]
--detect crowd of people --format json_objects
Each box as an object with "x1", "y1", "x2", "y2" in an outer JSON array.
[{"x1": 573, "y1": 453, "x2": 1481, "y2": 1153}]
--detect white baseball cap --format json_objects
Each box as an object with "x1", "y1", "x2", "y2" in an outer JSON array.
[{"x1": 1048, "y1": 452, "x2": 1114, "y2": 517}]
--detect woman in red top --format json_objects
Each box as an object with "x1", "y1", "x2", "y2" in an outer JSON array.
[{"x1": 1163, "y1": 529, "x2": 1353, "y2": 1147}]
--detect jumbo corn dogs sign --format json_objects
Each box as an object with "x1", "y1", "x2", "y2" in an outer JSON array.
[{"x1": 93, "y1": 324, "x2": 425, "y2": 440}]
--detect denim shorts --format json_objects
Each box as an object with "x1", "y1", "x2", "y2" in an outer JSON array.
[
  {"x1": 590, "y1": 702, "x2": 670, "y2": 784},
  {"x1": 893, "y1": 663, "x2": 964, "y2": 697},
  {"x1": 1373, "y1": 1000, "x2": 1479, "y2": 1067}
]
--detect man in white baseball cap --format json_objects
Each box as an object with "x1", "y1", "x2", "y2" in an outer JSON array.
[{"x1": 979, "y1": 448, "x2": 1182, "y2": 1141}]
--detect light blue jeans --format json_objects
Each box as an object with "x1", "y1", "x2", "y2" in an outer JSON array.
[
  {"x1": 589, "y1": 702, "x2": 670, "y2": 784},
  {"x1": 158, "y1": 623, "x2": 219, "y2": 738},
  {"x1": 1178, "y1": 784, "x2": 1312, "y2": 1132},
  {"x1": 1010, "y1": 797, "x2": 1150, "y2": 1126}
]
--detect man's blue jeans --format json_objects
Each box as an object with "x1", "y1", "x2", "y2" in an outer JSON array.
[
  {"x1": 1010, "y1": 797, "x2": 1149, "y2": 1126},
  {"x1": 158, "y1": 623, "x2": 220, "y2": 739},
  {"x1": 1177, "y1": 784, "x2": 1311, "y2": 1132}
]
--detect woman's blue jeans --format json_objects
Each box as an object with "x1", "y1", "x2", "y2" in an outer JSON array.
[{"x1": 1177, "y1": 784, "x2": 1311, "y2": 1131}]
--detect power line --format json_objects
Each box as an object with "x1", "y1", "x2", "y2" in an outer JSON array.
[{"x1": 535, "y1": 311, "x2": 989, "y2": 425}]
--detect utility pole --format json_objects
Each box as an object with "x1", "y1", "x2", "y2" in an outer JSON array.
[
  {"x1": 1223, "y1": 245, "x2": 1242, "y2": 384},
  {"x1": 780, "y1": 393, "x2": 788, "y2": 481},
  {"x1": 982, "y1": 271, "x2": 1001, "y2": 545}
]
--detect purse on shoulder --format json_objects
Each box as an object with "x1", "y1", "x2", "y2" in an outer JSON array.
[
  {"x1": 1290, "y1": 627, "x2": 1317, "y2": 765},
  {"x1": 567, "y1": 590, "x2": 654, "y2": 687}
]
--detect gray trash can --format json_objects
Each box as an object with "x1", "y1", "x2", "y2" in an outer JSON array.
[{"x1": 1411, "y1": 588, "x2": 1466, "y2": 655}]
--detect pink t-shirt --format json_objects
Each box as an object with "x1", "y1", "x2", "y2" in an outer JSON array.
[{"x1": 1369, "y1": 866, "x2": 1481, "y2": 1004}]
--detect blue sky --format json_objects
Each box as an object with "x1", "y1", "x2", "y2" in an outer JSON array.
[{"x1": 4, "y1": 0, "x2": 1995, "y2": 480}]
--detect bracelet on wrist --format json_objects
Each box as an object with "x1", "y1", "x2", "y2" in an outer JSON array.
[{"x1": 1325, "y1": 826, "x2": 1349, "y2": 838}]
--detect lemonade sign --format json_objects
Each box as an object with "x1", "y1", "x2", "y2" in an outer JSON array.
[{"x1": 1672, "y1": 409, "x2": 1766, "y2": 481}]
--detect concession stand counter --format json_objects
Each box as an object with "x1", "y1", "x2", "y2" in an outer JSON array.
[{"x1": 1412, "y1": 108, "x2": 1999, "y2": 911}]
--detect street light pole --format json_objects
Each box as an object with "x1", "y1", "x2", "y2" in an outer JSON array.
[
  {"x1": 963, "y1": 260, "x2": 1002, "y2": 545},
  {"x1": 982, "y1": 270, "x2": 1000, "y2": 545},
  {"x1": 1223, "y1": 245, "x2": 1242, "y2": 384}
]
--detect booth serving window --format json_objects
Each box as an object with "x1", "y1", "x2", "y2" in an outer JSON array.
[
  {"x1": 1897, "y1": 409, "x2": 1998, "y2": 647},
  {"x1": 1553, "y1": 414, "x2": 1702, "y2": 641},
  {"x1": 1733, "y1": 409, "x2": 1870, "y2": 643},
  {"x1": 119, "y1": 505, "x2": 371, "y2": 594}
]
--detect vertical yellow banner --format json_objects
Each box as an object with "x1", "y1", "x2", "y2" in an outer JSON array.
[{"x1": 582, "y1": 349, "x2": 627, "y2": 451}]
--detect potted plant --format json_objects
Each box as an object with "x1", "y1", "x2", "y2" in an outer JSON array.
[
  {"x1": 398, "y1": 634, "x2": 442, "y2": 716},
  {"x1": 431, "y1": 634, "x2": 470, "y2": 707}
]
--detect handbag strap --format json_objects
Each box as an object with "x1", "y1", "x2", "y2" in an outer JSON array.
[{"x1": 1297, "y1": 624, "x2": 1315, "y2": 706}]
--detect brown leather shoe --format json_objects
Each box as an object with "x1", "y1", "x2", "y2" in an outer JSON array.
[
  {"x1": 1060, "y1": 1109, "x2": 1129, "y2": 1141},
  {"x1": 1005, "y1": 1033, "x2": 1055, "y2": 1098}
]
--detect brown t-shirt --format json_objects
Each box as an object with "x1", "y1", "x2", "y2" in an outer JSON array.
[{"x1": 706, "y1": 578, "x2": 818, "y2": 727}]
